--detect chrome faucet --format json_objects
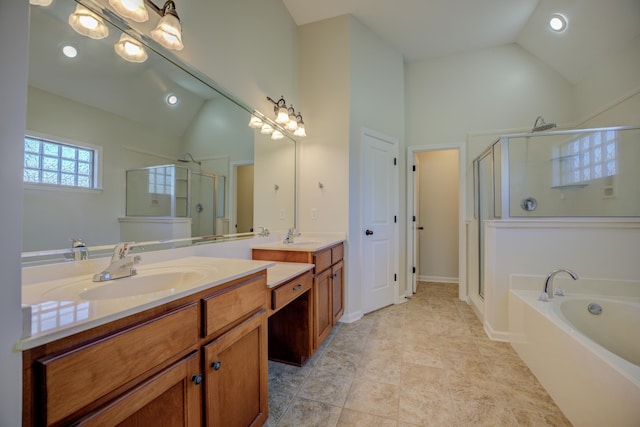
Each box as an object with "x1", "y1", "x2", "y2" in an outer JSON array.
[
  {"x1": 256, "y1": 227, "x2": 270, "y2": 237},
  {"x1": 66, "y1": 238, "x2": 88, "y2": 261},
  {"x1": 283, "y1": 228, "x2": 300, "y2": 244},
  {"x1": 93, "y1": 242, "x2": 141, "y2": 282},
  {"x1": 539, "y1": 268, "x2": 578, "y2": 301}
]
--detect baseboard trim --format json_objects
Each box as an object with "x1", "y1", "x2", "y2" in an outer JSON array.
[
  {"x1": 483, "y1": 321, "x2": 510, "y2": 342},
  {"x1": 340, "y1": 310, "x2": 363, "y2": 324},
  {"x1": 418, "y1": 275, "x2": 459, "y2": 284}
]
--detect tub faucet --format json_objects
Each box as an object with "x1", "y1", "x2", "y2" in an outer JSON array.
[
  {"x1": 93, "y1": 242, "x2": 141, "y2": 282},
  {"x1": 283, "y1": 228, "x2": 300, "y2": 244},
  {"x1": 539, "y1": 269, "x2": 578, "y2": 301}
]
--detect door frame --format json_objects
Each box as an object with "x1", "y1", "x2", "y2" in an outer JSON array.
[
  {"x1": 229, "y1": 160, "x2": 253, "y2": 234},
  {"x1": 406, "y1": 143, "x2": 467, "y2": 300},
  {"x1": 360, "y1": 128, "x2": 401, "y2": 313}
]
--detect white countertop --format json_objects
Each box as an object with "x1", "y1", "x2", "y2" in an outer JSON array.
[
  {"x1": 252, "y1": 237, "x2": 344, "y2": 253},
  {"x1": 18, "y1": 256, "x2": 274, "y2": 350},
  {"x1": 266, "y1": 263, "x2": 314, "y2": 288}
]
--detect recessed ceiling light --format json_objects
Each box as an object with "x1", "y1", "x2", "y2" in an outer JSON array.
[
  {"x1": 61, "y1": 45, "x2": 78, "y2": 58},
  {"x1": 549, "y1": 13, "x2": 567, "y2": 32},
  {"x1": 166, "y1": 94, "x2": 179, "y2": 105}
]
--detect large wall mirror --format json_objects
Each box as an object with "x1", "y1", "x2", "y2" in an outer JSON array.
[{"x1": 24, "y1": 0, "x2": 296, "y2": 258}]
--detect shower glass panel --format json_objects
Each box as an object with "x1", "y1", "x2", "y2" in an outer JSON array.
[
  {"x1": 126, "y1": 165, "x2": 189, "y2": 217},
  {"x1": 475, "y1": 149, "x2": 495, "y2": 299},
  {"x1": 504, "y1": 126, "x2": 640, "y2": 217}
]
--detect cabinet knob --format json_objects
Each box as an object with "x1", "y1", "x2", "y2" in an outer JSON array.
[
  {"x1": 191, "y1": 374, "x2": 203, "y2": 385},
  {"x1": 211, "y1": 360, "x2": 222, "y2": 371},
  {"x1": 293, "y1": 284, "x2": 302, "y2": 291}
]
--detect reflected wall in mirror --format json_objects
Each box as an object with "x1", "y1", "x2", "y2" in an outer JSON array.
[{"x1": 24, "y1": 0, "x2": 296, "y2": 254}]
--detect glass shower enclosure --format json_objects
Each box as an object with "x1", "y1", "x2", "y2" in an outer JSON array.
[
  {"x1": 126, "y1": 164, "x2": 225, "y2": 237},
  {"x1": 473, "y1": 125, "x2": 640, "y2": 298}
]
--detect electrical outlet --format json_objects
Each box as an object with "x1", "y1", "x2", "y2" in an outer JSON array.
[{"x1": 311, "y1": 208, "x2": 318, "y2": 220}]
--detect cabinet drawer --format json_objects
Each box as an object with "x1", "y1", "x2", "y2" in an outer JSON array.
[
  {"x1": 37, "y1": 304, "x2": 199, "y2": 426},
  {"x1": 271, "y1": 271, "x2": 312, "y2": 311},
  {"x1": 203, "y1": 274, "x2": 266, "y2": 338},
  {"x1": 313, "y1": 249, "x2": 332, "y2": 274},
  {"x1": 331, "y1": 243, "x2": 344, "y2": 264}
]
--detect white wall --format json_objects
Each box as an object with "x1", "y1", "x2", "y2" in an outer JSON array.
[
  {"x1": 417, "y1": 150, "x2": 459, "y2": 281},
  {"x1": 0, "y1": 1, "x2": 28, "y2": 424},
  {"x1": 298, "y1": 15, "x2": 405, "y2": 319}
]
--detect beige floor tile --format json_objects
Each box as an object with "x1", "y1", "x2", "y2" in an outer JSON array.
[
  {"x1": 398, "y1": 389, "x2": 456, "y2": 426},
  {"x1": 344, "y1": 379, "x2": 400, "y2": 419},
  {"x1": 298, "y1": 369, "x2": 354, "y2": 407},
  {"x1": 337, "y1": 408, "x2": 397, "y2": 427},
  {"x1": 276, "y1": 397, "x2": 342, "y2": 427},
  {"x1": 453, "y1": 399, "x2": 518, "y2": 426},
  {"x1": 268, "y1": 282, "x2": 568, "y2": 427}
]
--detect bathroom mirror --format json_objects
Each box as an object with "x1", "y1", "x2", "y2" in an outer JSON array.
[{"x1": 23, "y1": 0, "x2": 296, "y2": 257}]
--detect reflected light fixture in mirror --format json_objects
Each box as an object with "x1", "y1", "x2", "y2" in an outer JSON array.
[
  {"x1": 271, "y1": 130, "x2": 284, "y2": 140},
  {"x1": 114, "y1": 33, "x2": 148, "y2": 62},
  {"x1": 30, "y1": 0, "x2": 53, "y2": 6},
  {"x1": 68, "y1": 4, "x2": 109, "y2": 39},
  {"x1": 248, "y1": 114, "x2": 264, "y2": 129},
  {"x1": 260, "y1": 123, "x2": 274, "y2": 135}
]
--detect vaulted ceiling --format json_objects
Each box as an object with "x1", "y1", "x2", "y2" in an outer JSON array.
[{"x1": 282, "y1": 0, "x2": 640, "y2": 84}]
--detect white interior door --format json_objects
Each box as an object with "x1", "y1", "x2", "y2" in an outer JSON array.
[
  {"x1": 361, "y1": 130, "x2": 399, "y2": 314},
  {"x1": 411, "y1": 154, "x2": 421, "y2": 294}
]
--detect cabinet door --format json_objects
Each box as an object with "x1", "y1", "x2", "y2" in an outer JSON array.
[
  {"x1": 313, "y1": 268, "x2": 332, "y2": 350},
  {"x1": 203, "y1": 310, "x2": 268, "y2": 427},
  {"x1": 75, "y1": 351, "x2": 202, "y2": 427},
  {"x1": 331, "y1": 260, "x2": 344, "y2": 325}
]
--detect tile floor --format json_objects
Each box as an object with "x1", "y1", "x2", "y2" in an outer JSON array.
[{"x1": 266, "y1": 282, "x2": 572, "y2": 427}]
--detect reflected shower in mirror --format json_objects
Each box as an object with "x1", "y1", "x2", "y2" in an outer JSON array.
[{"x1": 23, "y1": 0, "x2": 296, "y2": 258}]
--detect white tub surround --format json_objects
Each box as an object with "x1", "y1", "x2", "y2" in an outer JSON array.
[
  {"x1": 509, "y1": 276, "x2": 640, "y2": 427},
  {"x1": 20, "y1": 256, "x2": 274, "y2": 350}
]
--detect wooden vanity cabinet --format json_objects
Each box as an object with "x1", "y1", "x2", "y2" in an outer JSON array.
[
  {"x1": 23, "y1": 270, "x2": 269, "y2": 427},
  {"x1": 252, "y1": 242, "x2": 344, "y2": 351}
]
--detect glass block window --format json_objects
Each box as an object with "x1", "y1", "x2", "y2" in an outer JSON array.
[
  {"x1": 148, "y1": 165, "x2": 174, "y2": 195},
  {"x1": 24, "y1": 136, "x2": 95, "y2": 188},
  {"x1": 553, "y1": 130, "x2": 617, "y2": 187}
]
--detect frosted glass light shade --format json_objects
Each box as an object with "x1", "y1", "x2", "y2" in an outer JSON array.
[
  {"x1": 275, "y1": 106, "x2": 289, "y2": 124},
  {"x1": 109, "y1": 0, "x2": 149, "y2": 23},
  {"x1": 30, "y1": 0, "x2": 53, "y2": 6},
  {"x1": 151, "y1": 13, "x2": 184, "y2": 50},
  {"x1": 293, "y1": 123, "x2": 306, "y2": 137},
  {"x1": 260, "y1": 123, "x2": 274, "y2": 135},
  {"x1": 271, "y1": 130, "x2": 284, "y2": 140},
  {"x1": 248, "y1": 115, "x2": 264, "y2": 128},
  {"x1": 69, "y1": 5, "x2": 109, "y2": 39},
  {"x1": 114, "y1": 34, "x2": 148, "y2": 63}
]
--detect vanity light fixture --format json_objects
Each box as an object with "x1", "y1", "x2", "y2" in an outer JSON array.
[
  {"x1": 267, "y1": 96, "x2": 290, "y2": 125},
  {"x1": 293, "y1": 113, "x2": 306, "y2": 137},
  {"x1": 29, "y1": 0, "x2": 53, "y2": 6},
  {"x1": 248, "y1": 114, "x2": 264, "y2": 129},
  {"x1": 285, "y1": 106, "x2": 298, "y2": 131},
  {"x1": 109, "y1": 0, "x2": 149, "y2": 23},
  {"x1": 260, "y1": 123, "x2": 274, "y2": 135},
  {"x1": 271, "y1": 130, "x2": 284, "y2": 141},
  {"x1": 114, "y1": 34, "x2": 148, "y2": 62},
  {"x1": 150, "y1": 1, "x2": 184, "y2": 51},
  {"x1": 69, "y1": 4, "x2": 109, "y2": 39}
]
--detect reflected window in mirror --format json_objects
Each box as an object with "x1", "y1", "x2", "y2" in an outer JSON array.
[{"x1": 23, "y1": 135, "x2": 101, "y2": 190}]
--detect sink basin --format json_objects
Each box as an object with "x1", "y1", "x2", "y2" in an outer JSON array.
[{"x1": 43, "y1": 266, "x2": 215, "y2": 301}]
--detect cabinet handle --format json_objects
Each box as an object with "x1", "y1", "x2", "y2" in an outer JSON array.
[
  {"x1": 293, "y1": 284, "x2": 302, "y2": 291},
  {"x1": 211, "y1": 360, "x2": 222, "y2": 371},
  {"x1": 191, "y1": 374, "x2": 203, "y2": 385}
]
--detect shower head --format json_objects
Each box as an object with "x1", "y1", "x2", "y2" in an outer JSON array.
[
  {"x1": 531, "y1": 116, "x2": 557, "y2": 132},
  {"x1": 177, "y1": 153, "x2": 201, "y2": 165}
]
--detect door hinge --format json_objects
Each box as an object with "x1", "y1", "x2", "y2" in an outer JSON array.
[
  {"x1": 394, "y1": 273, "x2": 397, "y2": 281},
  {"x1": 412, "y1": 215, "x2": 416, "y2": 222},
  {"x1": 412, "y1": 266, "x2": 416, "y2": 274},
  {"x1": 393, "y1": 157, "x2": 397, "y2": 165},
  {"x1": 413, "y1": 165, "x2": 416, "y2": 172}
]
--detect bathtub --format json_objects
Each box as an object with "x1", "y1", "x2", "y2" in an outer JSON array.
[{"x1": 509, "y1": 288, "x2": 640, "y2": 427}]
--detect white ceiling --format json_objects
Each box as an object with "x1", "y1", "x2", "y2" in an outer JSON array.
[{"x1": 281, "y1": 0, "x2": 640, "y2": 84}]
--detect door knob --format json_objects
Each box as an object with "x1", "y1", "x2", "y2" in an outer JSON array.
[
  {"x1": 417, "y1": 226, "x2": 424, "y2": 230},
  {"x1": 365, "y1": 229, "x2": 374, "y2": 236}
]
